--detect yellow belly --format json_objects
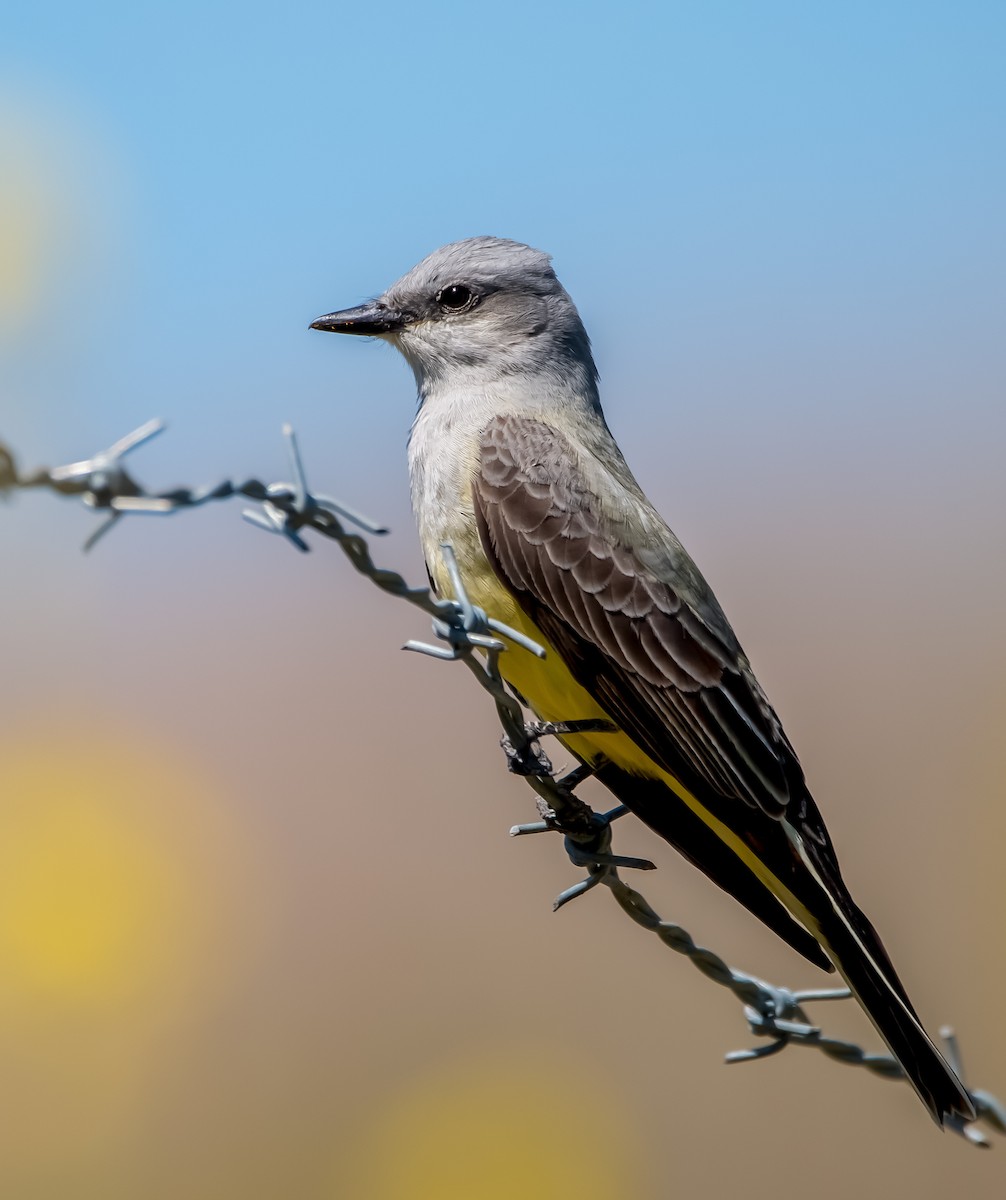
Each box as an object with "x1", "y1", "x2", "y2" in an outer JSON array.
[{"x1": 434, "y1": 551, "x2": 820, "y2": 935}]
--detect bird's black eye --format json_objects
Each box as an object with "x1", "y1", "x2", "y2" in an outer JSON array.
[{"x1": 436, "y1": 283, "x2": 475, "y2": 311}]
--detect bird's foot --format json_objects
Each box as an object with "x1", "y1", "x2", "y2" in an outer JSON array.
[
  {"x1": 527, "y1": 717, "x2": 617, "y2": 738},
  {"x1": 501, "y1": 719, "x2": 616, "y2": 778},
  {"x1": 499, "y1": 728, "x2": 554, "y2": 777}
]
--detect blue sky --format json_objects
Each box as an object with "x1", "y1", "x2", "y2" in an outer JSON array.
[
  {"x1": 5, "y1": 2, "x2": 998, "y2": 434},
  {"x1": 3, "y1": 1, "x2": 1004, "y2": 522}
]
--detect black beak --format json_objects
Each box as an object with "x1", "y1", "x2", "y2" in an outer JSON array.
[{"x1": 309, "y1": 301, "x2": 407, "y2": 336}]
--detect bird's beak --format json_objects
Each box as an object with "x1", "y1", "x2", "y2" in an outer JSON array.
[{"x1": 309, "y1": 301, "x2": 408, "y2": 336}]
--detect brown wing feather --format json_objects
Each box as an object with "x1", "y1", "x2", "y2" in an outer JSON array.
[
  {"x1": 470, "y1": 413, "x2": 919, "y2": 990},
  {"x1": 474, "y1": 412, "x2": 803, "y2": 823}
]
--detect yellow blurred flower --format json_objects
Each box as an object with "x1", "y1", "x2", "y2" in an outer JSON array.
[
  {"x1": 0, "y1": 127, "x2": 59, "y2": 336},
  {"x1": 341, "y1": 1050, "x2": 646, "y2": 1200},
  {"x1": 0, "y1": 719, "x2": 249, "y2": 1179},
  {"x1": 1, "y1": 772, "x2": 181, "y2": 1006},
  {"x1": 0, "y1": 731, "x2": 205, "y2": 1011},
  {"x1": 0, "y1": 97, "x2": 119, "y2": 344}
]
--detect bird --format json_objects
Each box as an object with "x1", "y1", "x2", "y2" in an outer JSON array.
[{"x1": 310, "y1": 236, "x2": 974, "y2": 1127}]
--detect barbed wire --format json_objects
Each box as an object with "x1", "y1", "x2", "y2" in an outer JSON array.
[{"x1": 3, "y1": 420, "x2": 1003, "y2": 1147}]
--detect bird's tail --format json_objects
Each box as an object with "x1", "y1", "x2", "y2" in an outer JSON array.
[{"x1": 797, "y1": 841, "x2": 975, "y2": 1127}]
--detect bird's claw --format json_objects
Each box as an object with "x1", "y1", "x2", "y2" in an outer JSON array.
[
  {"x1": 500, "y1": 721, "x2": 614, "y2": 778},
  {"x1": 500, "y1": 729, "x2": 554, "y2": 776},
  {"x1": 527, "y1": 718, "x2": 617, "y2": 738}
]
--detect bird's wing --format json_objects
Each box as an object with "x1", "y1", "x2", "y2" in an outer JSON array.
[
  {"x1": 472, "y1": 415, "x2": 981, "y2": 1127},
  {"x1": 472, "y1": 412, "x2": 809, "y2": 825}
]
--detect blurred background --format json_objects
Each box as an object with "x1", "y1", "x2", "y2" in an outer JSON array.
[{"x1": 2, "y1": 2, "x2": 1005, "y2": 1196}]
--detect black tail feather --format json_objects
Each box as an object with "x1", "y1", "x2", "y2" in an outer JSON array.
[{"x1": 809, "y1": 875, "x2": 974, "y2": 1126}]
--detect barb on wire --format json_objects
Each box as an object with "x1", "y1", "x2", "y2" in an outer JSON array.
[
  {"x1": 0, "y1": 424, "x2": 546, "y2": 672},
  {"x1": 2, "y1": 419, "x2": 1002, "y2": 1147}
]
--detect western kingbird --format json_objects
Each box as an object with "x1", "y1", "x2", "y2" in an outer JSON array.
[{"x1": 311, "y1": 236, "x2": 973, "y2": 1126}]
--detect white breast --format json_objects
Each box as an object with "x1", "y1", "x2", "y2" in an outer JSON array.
[{"x1": 408, "y1": 388, "x2": 493, "y2": 590}]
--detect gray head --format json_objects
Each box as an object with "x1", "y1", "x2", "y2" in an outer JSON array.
[{"x1": 311, "y1": 237, "x2": 598, "y2": 402}]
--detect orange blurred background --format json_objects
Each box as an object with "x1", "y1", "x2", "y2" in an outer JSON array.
[{"x1": 2, "y1": 5, "x2": 1005, "y2": 1197}]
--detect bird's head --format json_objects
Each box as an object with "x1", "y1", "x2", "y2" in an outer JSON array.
[{"x1": 310, "y1": 236, "x2": 598, "y2": 400}]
